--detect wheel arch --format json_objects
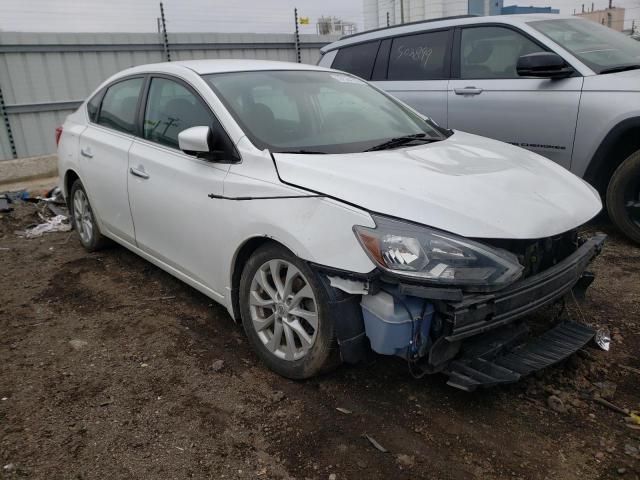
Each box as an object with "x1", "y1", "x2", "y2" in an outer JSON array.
[
  {"x1": 584, "y1": 117, "x2": 640, "y2": 197},
  {"x1": 229, "y1": 236, "x2": 295, "y2": 321},
  {"x1": 63, "y1": 169, "x2": 81, "y2": 204}
]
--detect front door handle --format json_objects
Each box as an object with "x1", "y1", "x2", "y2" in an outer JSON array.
[
  {"x1": 130, "y1": 166, "x2": 150, "y2": 180},
  {"x1": 454, "y1": 87, "x2": 483, "y2": 96},
  {"x1": 80, "y1": 147, "x2": 94, "y2": 158}
]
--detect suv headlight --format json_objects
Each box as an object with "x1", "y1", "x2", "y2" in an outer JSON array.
[{"x1": 354, "y1": 215, "x2": 523, "y2": 290}]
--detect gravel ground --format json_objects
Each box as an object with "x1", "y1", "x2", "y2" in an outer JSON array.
[{"x1": 1, "y1": 201, "x2": 639, "y2": 479}]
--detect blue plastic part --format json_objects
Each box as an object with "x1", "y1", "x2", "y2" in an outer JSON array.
[{"x1": 361, "y1": 287, "x2": 433, "y2": 357}]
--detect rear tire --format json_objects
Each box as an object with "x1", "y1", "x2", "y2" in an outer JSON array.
[
  {"x1": 239, "y1": 243, "x2": 340, "y2": 379},
  {"x1": 69, "y1": 179, "x2": 109, "y2": 252},
  {"x1": 606, "y1": 149, "x2": 640, "y2": 244}
]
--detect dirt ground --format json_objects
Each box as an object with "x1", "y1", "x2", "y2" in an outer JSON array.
[{"x1": 1, "y1": 201, "x2": 639, "y2": 480}]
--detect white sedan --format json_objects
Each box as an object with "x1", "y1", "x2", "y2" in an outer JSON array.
[{"x1": 57, "y1": 60, "x2": 604, "y2": 390}]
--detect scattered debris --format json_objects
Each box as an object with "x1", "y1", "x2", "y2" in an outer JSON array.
[
  {"x1": 592, "y1": 397, "x2": 629, "y2": 416},
  {"x1": 0, "y1": 194, "x2": 12, "y2": 213},
  {"x1": 140, "y1": 363, "x2": 149, "y2": 368},
  {"x1": 68, "y1": 339, "x2": 88, "y2": 350},
  {"x1": 396, "y1": 454, "x2": 415, "y2": 467},
  {"x1": 270, "y1": 391, "x2": 286, "y2": 403},
  {"x1": 619, "y1": 364, "x2": 640, "y2": 375},
  {"x1": 3, "y1": 463, "x2": 15, "y2": 472},
  {"x1": 99, "y1": 397, "x2": 114, "y2": 407},
  {"x1": 547, "y1": 395, "x2": 567, "y2": 413},
  {"x1": 328, "y1": 474, "x2": 337, "y2": 480},
  {"x1": 17, "y1": 214, "x2": 71, "y2": 238},
  {"x1": 362, "y1": 434, "x2": 388, "y2": 453},
  {"x1": 624, "y1": 413, "x2": 640, "y2": 426},
  {"x1": 595, "y1": 327, "x2": 611, "y2": 351},
  {"x1": 211, "y1": 359, "x2": 225, "y2": 372},
  {"x1": 594, "y1": 381, "x2": 617, "y2": 399},
  {"x1": 336, "y1": 407, "x2": 352, "y2": 415}
]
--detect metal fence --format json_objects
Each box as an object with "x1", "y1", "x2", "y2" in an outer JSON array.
[{"x1": 0, "y1": 31, "x2": 338, "y2": 161}]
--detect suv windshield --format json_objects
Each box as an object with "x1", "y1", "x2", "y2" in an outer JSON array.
[
  {"x1": 202, "y1": 70, "x2": 445, "y2": 154},
  {"x1": 529, "y1": 18, "x2": 640, "y2": 74}
]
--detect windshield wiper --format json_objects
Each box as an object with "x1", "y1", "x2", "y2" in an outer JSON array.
[
  {"x1": 364, "y1": 133, "x2": 438, "y2": 152},
  {"x1": 599, "y1": 64, "x2": 640, "y2": 74},
  {"x1": 275, "y1": 149, "x2": 327, "y2": 154}
]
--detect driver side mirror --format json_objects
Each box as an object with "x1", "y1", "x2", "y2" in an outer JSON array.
[{"x1": 516, "y1": 52, "x2": 574, "y2": 79}]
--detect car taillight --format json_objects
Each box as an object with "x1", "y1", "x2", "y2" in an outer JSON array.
[{"x1": 55, "y1": 126, "x2": 63, "y2": 146}]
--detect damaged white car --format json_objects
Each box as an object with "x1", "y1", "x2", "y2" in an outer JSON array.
[{"x1": 57, "y1": 60, "x2": 605, "y2": 390}]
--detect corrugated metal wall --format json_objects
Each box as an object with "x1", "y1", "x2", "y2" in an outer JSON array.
[{"x1": 0, "y1": 31, "x2": 338, "y2": 161}]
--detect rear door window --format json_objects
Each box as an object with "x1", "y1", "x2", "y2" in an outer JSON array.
[
  {"x1": 388, "y1": 30, "x2": 450, "y2": 80},
  {"x1": 331, "y1": 41, "x2": 380, "y2": 80},
  {"x1": 97, "y1": 77, "x2": 144, "y2": 135}
]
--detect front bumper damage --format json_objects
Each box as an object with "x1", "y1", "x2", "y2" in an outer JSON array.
[
  {"x1": 319, "y1": 233, "x2": 607, "y2": 391},
  {"x1": 438, "y1": 234, "x2": 606, "y2": 343}
]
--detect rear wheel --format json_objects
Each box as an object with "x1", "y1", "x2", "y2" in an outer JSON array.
[
  {"x1": 606, "y1": 149, "x2": 640, "y2": 244},
  {"x1": 69, "y1": 179, "x2": 109, "y2": 252},
  {"x1": 239, "y1": 243, "x2": 339, "y2": 379}
]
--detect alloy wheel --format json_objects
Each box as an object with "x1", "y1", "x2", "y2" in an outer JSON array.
[
  {"x1": 73, "y1": 189, "x2": 94, "y2": 245},
  {"x1": 625, "y1": 176, "x2": 640, "y2": 229},
  {"x1": 249, "y1": 259, "x2": 318, "y2": 361}
]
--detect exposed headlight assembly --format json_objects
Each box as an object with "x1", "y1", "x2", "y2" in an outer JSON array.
[{"x1": 354, "y1": 215, "x2": 524, "y2": 291}]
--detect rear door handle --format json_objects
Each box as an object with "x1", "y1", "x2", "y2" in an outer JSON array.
[
  {"x1": 454, "y1": 87, "x2": 483, "y2": 96},
  {"x1": 129, "y1": 167, "x2": 150, "y2": 180},
  {"x1": 80, "y1": 147, "x2": 94, "y2": 158}
]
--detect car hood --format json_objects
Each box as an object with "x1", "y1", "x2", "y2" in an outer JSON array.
[
  {"x1": 272, "y1": 131, "x2": 602, "y2": 239},
  {"x1": 583, "y1": 68, "x2": 640, "y2": 91}
]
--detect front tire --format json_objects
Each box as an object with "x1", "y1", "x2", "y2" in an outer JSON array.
[
  {"x1": 239, "y1": 243, "x2": 339, "y2": 379},
  {"x1": 69, "y1": 179, "x2": 109, "y2": 252},
  {"x1": 606, "y1": 150, "x2": 640, "y2": 244}
]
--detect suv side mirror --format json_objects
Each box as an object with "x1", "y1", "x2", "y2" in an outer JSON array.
[
  {"x1": 178, "y1": 126, "x2": 213, "y2": 155},
  {"x1": 516, "y1": 52, "x2": 574, "y2": 79}
]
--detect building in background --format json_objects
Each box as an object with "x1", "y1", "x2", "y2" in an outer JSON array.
[
  {"x1": 363, "y1": 0, "x2": 561, "y2": 30},
  {"x1": 501, "y1": 5, "x2": 559, "y2": 15},
  {"x1": 316, "y1": 16, "x2": 358, "y2": 35},
  {"x1": 575, "y1": 3, "x2": 625, "y2": 32}
]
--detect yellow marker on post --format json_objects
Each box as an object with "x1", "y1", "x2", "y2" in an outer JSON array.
[{"x1": 299, "y1": 17, "x2": 310, "y2": 25}]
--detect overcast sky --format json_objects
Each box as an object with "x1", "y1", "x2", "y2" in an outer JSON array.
[{"x1": 0, "y1": 0, "x2": 638, "y2": 33}]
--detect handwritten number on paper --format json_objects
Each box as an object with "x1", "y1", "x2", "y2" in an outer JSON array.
[{"x1": 397, "y1": 45, "x2": 434, "y2": 68}]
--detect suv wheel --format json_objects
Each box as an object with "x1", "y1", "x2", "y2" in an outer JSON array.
[
  {"x1": 607, "y1": 149, "x2": 640, "y2": 244},
  {"x1": 69, "y1": 179, "x2": 109, "y2": 252},
  {"x1": 239, "y1": 243, "x2": 339, "y2": 379}
]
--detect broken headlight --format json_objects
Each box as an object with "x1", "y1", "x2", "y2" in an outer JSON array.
[{"x1": 354, "y1": 215, "x2": 523, "y2": 290}]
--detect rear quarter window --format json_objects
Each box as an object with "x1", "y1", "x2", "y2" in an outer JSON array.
[
  {"x1": 331, "y1": 41, "x2": 380, "y2": 80},
  {"x1": 97, "y1": 77, "x2": 144, "y2": 135},
  {"x1": 86, "y1": 91, "x2": 102, "y2": 122}
]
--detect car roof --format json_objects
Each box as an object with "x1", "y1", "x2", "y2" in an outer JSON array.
[
  {"x1": 321, "y1": 13, "x2": 579, "y2": 52},
  {"x1": 121, "y1": 59, "x2": 331, "y2": 76}
]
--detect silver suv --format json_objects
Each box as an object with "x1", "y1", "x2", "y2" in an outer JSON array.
[{"x1": 319, "y1": 14, "x2": 640, "y2": 243}]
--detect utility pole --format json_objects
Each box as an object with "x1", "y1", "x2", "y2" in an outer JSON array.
[
  {"x1": 159, "y1": 2, "x2": 170, "y2": 62},
  {"x1": 386, "y1": 11, "x2": 390, "y2": 27},
  {"x1": 293, "y1": 8, "x2": 301, "y2": 63},
  {"x1": 400, "y1": 0, "x2": 405, "y2": 24}
]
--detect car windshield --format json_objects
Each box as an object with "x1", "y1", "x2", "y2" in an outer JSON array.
[
  {"x1": 529, "y1": 18, "x2": 640, "y2": 73},
  {"x1": 202, "y1": 70, "x2": 446, "y2": 154}
]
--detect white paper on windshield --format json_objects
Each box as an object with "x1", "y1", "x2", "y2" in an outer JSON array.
[{"x1": 330, "y1": 73, "x2": 365, "y2": 84}]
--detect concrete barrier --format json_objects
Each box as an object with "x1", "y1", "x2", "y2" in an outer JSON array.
[{"x1": 0, "y1": 155, "x2": 58, "y2": 186}]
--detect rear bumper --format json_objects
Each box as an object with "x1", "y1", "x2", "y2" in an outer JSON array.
[{"x1": 440, "y1": 234, "x2": 606, "y2": 342}]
